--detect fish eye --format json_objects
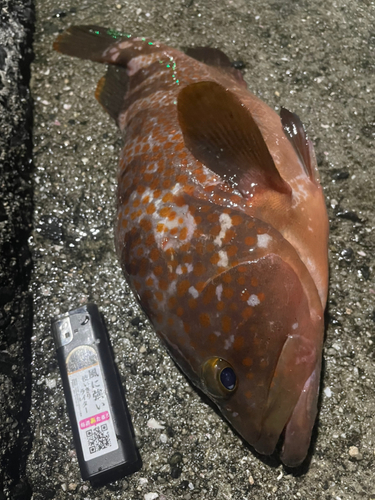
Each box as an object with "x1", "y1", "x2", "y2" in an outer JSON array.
[
  {"x1": 201, "y1": 357, "x2": 237, "y2": 399},
  {"x1": 220, "y1": 367, "x2": 236, "y2": 391}
]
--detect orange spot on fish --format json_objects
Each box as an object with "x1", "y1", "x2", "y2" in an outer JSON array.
[
  {"x1": 149, "y1": 248, "x2": 160, "y2": 261},
  {"x1": 207, "y1": 213, "x2": 219, "y2": 223},
  {"x1": 176, "y1": 306, "x2": 184, "y2": 317},
  {"x1": 223, "y1": 273, "x2": 232, "y2": 284},
  {"x1": 222, "y1": 315, "x2": 231, "y2": 334},
  {"x1": 237, "y1": 276, "x2": 246, "y2": 285},
  {"x1": 245, "y1": 391, "x2": 252, "y2": 399},
  {"x1": 251, "y1": 277, "x2": 258, "y2": 287},
  {"x1": 210, "y1": 254, "x2": 220, "y2": 265},
  {"x1": 245, "y1": 236, "x2": 256, "y2": 246},
  {"x1": 217, "y1": 301, "x2": 225, "y2": 311},
  {"x1": 168, "y1": 296, "x2": 177, "y2": 309},
  {"x1": 154, "y1": 265, "x2": 163, "y2": 276},
  {"x1": 193, "y1": 262, "x2": 205, "y2": 277},
  {"x1": 241, "y1": 308, "x2": 253, "y2": 321},
  {"x1": 223, "y1": 229, "x2": 236, "y2": 244},
  {"x1": 199, "y1": 313, "x2": 210, "y2": 328},
  {"x1": 159, "y1": 206, "x2": 171, "y2": 217},
  {"x1": 258, "y1": 292, "x2": 265, "y2": 302},
  {"x1": 162, "y1": 192, "x2": 174, "y2": 203},
  {"x1": 188, "y1": 298, "x2": 197, "y2": 309},
  {"x1": 176, "y1": 174, "x2": 188, "y2": 184},
  {"x1": 231, "y1": 215, "x2": 243, "y2": 226},
  {"x1": 203, "y1": 285, "x2": 215, "y2": 305},
  {"x1": 223, "y1": 287, "x2": 234, "y2": 299},
  {"x1": 242, "y1": 357, "x2": 253, "y2": 367},
  {"x1": 177, "y1": 280, "x2": 190, "y2": 296},
  {"x1": 145, "y1": 233, "x2": 155, "y2": 246},
  {"x1": 226, "y1": 245, "x2": 238, "y2": 257},
  {"x1": 146, "y1": 203, "x2": 156, "y2": 215},
  {"x1": 233, "y1": 336, "x2": 244, "y2": 350}
]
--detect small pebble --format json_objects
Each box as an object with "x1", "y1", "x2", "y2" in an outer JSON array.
[
  {"x1": 147, "y1": 418, "x2": 165, "y2": 429},
  {"x1": 144, "y1": 493, "x2": 158, "y2": 500},
  {"x1": 349, "y1": 446, "x2": 363, "y2": 460}
]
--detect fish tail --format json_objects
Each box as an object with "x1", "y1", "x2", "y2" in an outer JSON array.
[
  {"x1": 54, "y1": 25, "x2": 170, "y2": 123},
  {"x1": 53, "y1": 25, "x2": 128, "y2": 63}
]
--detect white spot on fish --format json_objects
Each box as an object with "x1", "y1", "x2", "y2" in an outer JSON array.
[
  {"x1": 257, "y1": 233, "x2": 272, "y2": 248},
  {"x1": 188, "y1": 286, "x2": 198, "y2": 298},
  {"x1": 224, "y1": 335, "x2": 234, "y2": 350},
  {"x1": 216, "y1": 283, "x2": 223, "y2": 301},
  {"x1": 292, "y1": 322, "x2": 299, "y2": 330},
  {"x1": 247, "y1": 294, "x2": 260, "y2": 307},
  {"x1": 127, "y1": 51, "x2": 163, "y2": 76},
  {"x1": 118, "y1": 40, "x2": 133, "y2": 50},
  {"x1": 214, "y1": 213, "x2": 232, "y2": 246},
  {"x1": 217, "y1": 250, "x2": 228, "y2": 267}
]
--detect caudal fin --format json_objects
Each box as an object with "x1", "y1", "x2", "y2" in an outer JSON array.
[{"x1": 53, "y1": 25, "x2": 129, "y2": 63}]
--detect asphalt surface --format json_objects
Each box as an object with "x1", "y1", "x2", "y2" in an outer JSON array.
[
  {"x1": 27, "y1": 0, "x2": 375, "y2": 499},
  {"x1": 0, "y1": 1, "x2": 34, "y2": 498}
]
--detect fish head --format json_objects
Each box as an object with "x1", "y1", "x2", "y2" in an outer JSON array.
[{"x1": 177, "y1": 250, "x2": 324, "y2": 468}]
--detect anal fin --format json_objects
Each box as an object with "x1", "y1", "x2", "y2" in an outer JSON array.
[{"x1": 95, "y1": 65, "x2": 129, "y2": 123}]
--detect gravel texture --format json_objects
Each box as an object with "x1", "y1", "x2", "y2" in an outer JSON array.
[
  {"x1": 27, "y1": 0, "x2": 375, "y2": 499},
  {"x1": 0, "y1": 1, "x2": 34, "y2": 498}
]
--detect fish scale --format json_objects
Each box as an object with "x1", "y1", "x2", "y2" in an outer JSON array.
[{"x1": 54, "y1": 25, "x2": 329, "y2": 467}]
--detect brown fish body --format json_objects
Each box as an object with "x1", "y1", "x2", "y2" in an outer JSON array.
[{"x1": 54, "y1": 26, "x2": 329, "y2": 467}]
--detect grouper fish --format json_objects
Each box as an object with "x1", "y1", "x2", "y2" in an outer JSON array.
[{"x1": 53, "y1": 25, "x2": 329, "y2": 467}]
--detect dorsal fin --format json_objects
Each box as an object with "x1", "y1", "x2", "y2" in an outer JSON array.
[
  {"x1": 185, "y1": 47, "x2": 247, "y2": 88},
  {"x1": 185, "y1": 47, "x2": 233, "y2": 69},
  {"x1": 280, "y1": 107, "x2": 318, "y2": 182},
  {"x1": 177, "y1": 81, "x2": 291, "y2": 197}
]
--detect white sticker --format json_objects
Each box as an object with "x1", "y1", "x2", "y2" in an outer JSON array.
[{"x1": 66, "y1": 345, "x2": 118, "y2": 461}]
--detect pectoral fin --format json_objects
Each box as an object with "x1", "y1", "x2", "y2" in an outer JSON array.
[{"x1": 177, "y1": 81, "x2": 291, "y2": 197}]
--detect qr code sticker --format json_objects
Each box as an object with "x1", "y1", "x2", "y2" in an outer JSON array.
[{"x1": 86, "y1": 424, "x2": 111, "y2": 454}]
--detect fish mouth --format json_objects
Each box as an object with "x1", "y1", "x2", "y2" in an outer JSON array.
[
  {"x1": 250, "y1": 335, "x2": 320, "y2": 466},
  {"x1": 280, "y1": 359, "x2": 321, "y2": 467}
]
